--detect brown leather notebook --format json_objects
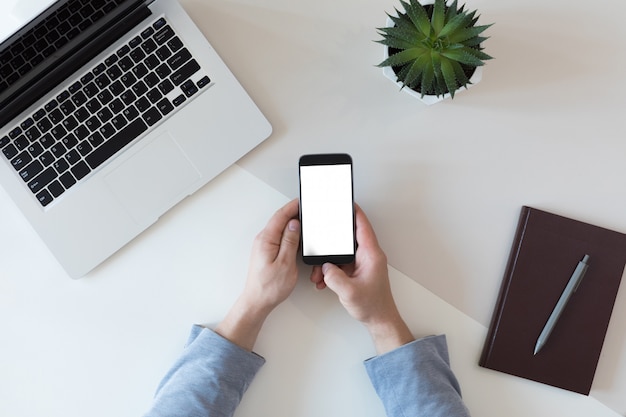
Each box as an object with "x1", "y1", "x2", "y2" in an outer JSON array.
[{"x1": 479, "y1": 206, "x2": 626, "y2": 394}]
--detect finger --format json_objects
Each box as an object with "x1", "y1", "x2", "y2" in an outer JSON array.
[
  {"x1": 321, "y1": 263, "x2": 350, "y2": 295},
  {"x1": 258, "y1": 199, "x2": 300, "y2": 250},
  {"x1": 353, "y1": 204, "x2": 381, "y2": 252},
  {"x1": 276, "y1": 218, "x2": 301, "y2": 262},
  {"x1": 310, "y1": 265, "x2": 326, "y2": 289}
]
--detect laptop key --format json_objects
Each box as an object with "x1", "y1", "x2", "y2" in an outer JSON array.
[
  {"x1": 110, "y1": 81, "x2": 125, "y2": 96},
  {"x1": 3, "y1": 143, "x2": 19, "y2": 159},
  {"x1": 20, "y1": 160, "x2": 44, "y2": 181},
  {"x1": 118, "y1": 56, "x2": 133, "y2": 72},
  {"x1": 44, "y1": 99, "x2": 58, "y2": 111},
  {"x1": 141, "y1": 39, "x2": 157, "y2": 54},
  {"x1": 58, "y1": 137, "x2": 76, "y2": 155},
  {"x1": 129, "y1": 36, "x2": 142, "y2": 49},
  {"x1": 145, "y1": 54, "x2": 160, "y2": 70},
  {"x1": 86, "y1": 118, "x2": 148, "y2": 169},
  {"x1": 65, "y1": 149, "x2": 81, "y2": 165},
  {"x1": 109, "y1": 98, "x2": 124, "y2": 114},
  {"x1": 143, "y1": 107, "x2": 162, "y2": 126},
  {"x1": 37, "y1": 117, "x2": 53, "y2": 132},
  {"x1": 84, "y1": 82, "x2": 99, "y2": 97},
  {"x1": 25, "y1": 126, "x2": 42, "y2": 141},
  {"x1": 75, "y1": 106, "x2": 90, "y2": 122},
  {"x1": 153, "y1": 17, "x2": 166, "y2": 30},
  {"x1": 71, "y1": 161, "x2": 90, "y2": 180},
  {"x1": 136, "y1": 97, "x2": 150, "y2": 113},
  {"x1": 141, "y1": 27, "x2": 155, "y2": 39},
  {"x1": 28, "y1": 166, "x2": 56, "y2": 193},
  {"x1": 21, "y1": 118, "x2": 34, "y2": 130},
  {"x1": 87, "y1": 132, "x2": 104, "y2": 147},
  {"x1": 145, "y1": 72, "x2": 159, "y2": 88},
  {"x1": 157, "y1": 98, "x2": 174, "y2": 116},
  {"x1": 27, "y1": 142, "x2": 44, "y2": 158},
  {"x1": 167, "y1": 36, "x2": 183, "y2": 52},
  {"x1": 99, "y1": 123, "x2": 116, "y2": 139},
  {"x1": 49, "y1": 108, "x2": 64, "y2": 124},
  {"x1": 11, "y1": 151, "x2": 32, "y2": 170},
  {"x1": 40, "y1": 151, "x2": 55, "y2": 167},
  {"x1": 154, "y1": 26, "x2": 174, "y2": 45},
  {"x1": 155, "y1": 45, "x2": 171, "y2": 61},
  {"x1": 48, "y1": 180, "x2": 65, "y2": 198},
  {"x1": 117, "y1": 44, "x2": 130, "y2": 57},
  {"x1": 168, "y1": 48, "x2": 191, "y2": 71},
  {"x1": 197, "y1": 76, "x2": 211, "y2": 88},
  {"x1": 14, "y1": 135, "x2": 30, "y2": 150},
  {"x1": 172, "y1": 94, "x2": 186, "y2": 107},
  {"x1": 170, "y1": 60, "x2": 200, "y2": 86},
  {"x1": 36, "y1": 189, "x2": 54, "y2": 207},
  {"x1": 147, "y1": 88, "x2": 162, "y2": 104},
  {"x1": 181, "y1": 80, "x2": 198, "y2": 97},
  {"x1": 51, "y1": 125, "x2": 68, "y2": 141},
  {"x1": 74, "y1": 125, "x2": 90, "y2": 140},
  {"x1": 71, "y1": 91, "x2": 88, "y2": 106},
  {"x1": 85, "y1": 116, "x2": 102, "y2": 132},
  {"x1": 33, "y1": 109, "x2": 46, "y2": 121},
  {"x1": 158, "y1": 79, "x2": 174, "y2": 95},
  {"x1": 123, "y1": 105, "x2": 139, "y2": 121},
  {"x1": 51, "y1": 143, "x2": 67, "y2": 158},
  {"x1": 111, "y1": 114, "x2": 127, "y2": 130},
  {"x1": 59, "y1": 171, "x2": 76, "y2": 188},
  {"x1": 60, "y1": 100, "x2": 76, "y2": 115}
]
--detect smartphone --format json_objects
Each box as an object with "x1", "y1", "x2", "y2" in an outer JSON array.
[{"x1": 298, "y1": 153, "x2": 356, "y2": 265}]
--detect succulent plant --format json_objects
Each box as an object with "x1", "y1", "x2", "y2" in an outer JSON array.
[{"x1": 377, "y1": 0, "x2": 493, "y2": 99}]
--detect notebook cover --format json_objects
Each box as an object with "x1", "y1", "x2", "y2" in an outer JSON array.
[{"x1": 479, "y1": 206, "x2": 626, "y2": 394}]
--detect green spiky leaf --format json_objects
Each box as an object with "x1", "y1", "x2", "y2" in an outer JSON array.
[{"x1": 376, "y1": 0, "x2": 493, "y2": 99}]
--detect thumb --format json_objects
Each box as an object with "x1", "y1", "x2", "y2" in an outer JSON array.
[
  {"x1": 277, "y1": 219, "x2": 301, "y2": 260},
  {"x1": 321, "y1": 263, "x2": 350, "y2": 295}
]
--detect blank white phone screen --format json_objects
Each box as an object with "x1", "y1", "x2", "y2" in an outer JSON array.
[{"x1": 300, "y1": 164, "x2": 354, "y2": 256}]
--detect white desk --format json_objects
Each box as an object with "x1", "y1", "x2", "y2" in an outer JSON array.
[
  {"x1": 2, "y1": 0, "x2": 626, "y2": 415},
  {"x1": 0, "y1": 166, "x2": 622, "y2": 417},
  {"x1": 183, "y1": 0, "x2": 626, "y2": 412}
]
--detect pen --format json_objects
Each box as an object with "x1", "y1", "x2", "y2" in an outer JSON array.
[{"x1": 533, "y1": 254, "x2": 590, "y2": 355}]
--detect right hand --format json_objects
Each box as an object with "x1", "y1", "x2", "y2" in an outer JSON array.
[{"x1": 309, "y1": 205, "x2": 414, "y2": 353}]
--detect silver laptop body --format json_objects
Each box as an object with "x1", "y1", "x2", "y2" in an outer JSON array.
[{"x1": 0, "y1": 0, "x2": 272, "y2": 277}]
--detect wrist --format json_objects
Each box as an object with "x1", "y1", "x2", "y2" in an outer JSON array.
[
  {"x1": 215, "y1": 296, "x2": 272, "y2": 351},
  {"x1": 365, "y1": 312, "x2": 414, "y2": 355}
]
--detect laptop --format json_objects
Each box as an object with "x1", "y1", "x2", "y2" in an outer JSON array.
[{"x1": 0, "y1": 0, "x2": 272, "y2": 278}]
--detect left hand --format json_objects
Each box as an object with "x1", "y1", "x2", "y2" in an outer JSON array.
[
  {"x1": 241, "y1": 198, "x2": 301, "y2": 313},
  {"x1": 216, "y1": 199, "x2": 301, "y2": 351}
]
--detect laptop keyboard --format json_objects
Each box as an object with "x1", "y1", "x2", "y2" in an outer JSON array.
[
  {"x1": 0, "y1": 0, "x2": 125, "y2": 94},
  {"x1": 0, "y1": 16, "x2": 210, "y2": 207}
]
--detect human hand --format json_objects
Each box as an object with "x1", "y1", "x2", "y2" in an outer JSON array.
[
  {"x1": 242, "y1": 198, "x2": 301, "y2": 313},
  {"x1": 216, "y1": 199, "x2": 300, "y2": 351},
  {"x1": 310, "y1": 204, "x2": 414, "y2": 354}
]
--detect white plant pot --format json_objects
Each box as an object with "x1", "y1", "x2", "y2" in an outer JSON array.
[{"x1": 381, "y1": 13, "x2": 483, "y2": 105}]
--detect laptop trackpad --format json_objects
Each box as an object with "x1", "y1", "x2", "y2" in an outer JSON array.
[{"x1": 105, "y1": 131, "x2": 201, "y2": 224}]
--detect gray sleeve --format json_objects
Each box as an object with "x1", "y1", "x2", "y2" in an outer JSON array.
[
  {"x1": 364, "y1": 335, "x2": 471, "y2": 417},
  {"x1": 144, "y1": 325, "x2": 265, "y2": 417}
]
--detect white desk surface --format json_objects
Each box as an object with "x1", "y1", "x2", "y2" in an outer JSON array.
[
  {"x1": 2, "y1": 0, "x2": 626, "y2": 415},
  {"x1": 185, "y1": 0, "x2": 626, "y2": 412},
  {"x1": 0, "y1": 166, "x2": 622, "y2": 417}
]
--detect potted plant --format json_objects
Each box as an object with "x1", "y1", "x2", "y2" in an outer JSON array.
[{"x1": 377, "y1": 0, "x2": 493, "y2": 104}]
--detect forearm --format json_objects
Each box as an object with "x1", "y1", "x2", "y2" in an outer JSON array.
[
  {"x1": 365, "y1": 310, "x2": 415, "y2": 355},
  {"x1": 365, "y1": 335, "x2": 471, "y2": 417},
  {"x1": 144, "y1": 326, "x2": 265, "y2": 417},
  {"x1": 215, "y1": 294, "x2": 272, "y2": 351}
]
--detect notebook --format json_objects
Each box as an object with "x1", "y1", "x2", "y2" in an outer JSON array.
[
  {"x1": 0, "y1": 0, "x2": 272, "y2": 278},
  {"x1": 479, "y1": 206, "x2": 626, "y2": 394}
]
